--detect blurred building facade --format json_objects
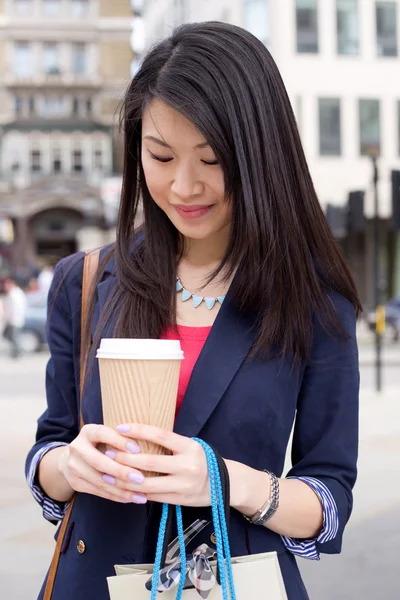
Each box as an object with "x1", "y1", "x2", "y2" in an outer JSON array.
[
  {"x1": 141, "y1": 0, "x2": 400, "y2": 307},
  {"x1": 0, "y1": 0, "x2": 133, "y2": 277}
]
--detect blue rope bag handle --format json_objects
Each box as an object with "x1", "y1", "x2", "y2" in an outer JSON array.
[{"x1": 150, "y1": 440, "x2": 236, "y2": 600}]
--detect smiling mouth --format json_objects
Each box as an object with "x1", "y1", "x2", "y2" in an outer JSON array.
[{"x1": 172, "y1": 204, "x2": 215, "y2": 220}]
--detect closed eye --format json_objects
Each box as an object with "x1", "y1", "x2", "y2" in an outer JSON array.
[
  {"x1": 149, "y1": 152, "x2": 173, "y2": 163},
  {"x1": 202, "y1": 160, "x2": 219, "y2": 166}
]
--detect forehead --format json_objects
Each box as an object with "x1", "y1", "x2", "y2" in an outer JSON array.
[{"x1": 142, "y1": 99, "x2": 206, "y2": 145}]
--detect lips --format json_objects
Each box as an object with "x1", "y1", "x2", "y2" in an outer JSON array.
[{"x1": 173, "y1": 204, "x2": 215, "y2": 220}]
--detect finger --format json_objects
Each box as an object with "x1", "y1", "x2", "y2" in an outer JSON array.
[
  {"x1": 115, "y1": 423, "x2": 193, "y2": 454},
  {"x1": 112, "y1": 474, "x2": 184, "y2": 496},
  {"x1": 73, "y1": 474, "x2": 147, "y2": 505},
  {"x1": 82, "y1": 424, "x2": 142, "y2": 455},
  {"x1": 69, "y1": 441, "x2": 145, "y2": 493},
  {"x1": 110, "y1": 450, "x2": 179, "y2": 475}
]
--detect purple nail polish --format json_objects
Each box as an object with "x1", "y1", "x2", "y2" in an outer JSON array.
[
  {"x1": 116, "y1": 424, "x2": 131, "y2": 433},
  {"x1": 103, "y1": 474, "x2": 116, "y2": 485},
  {"x1": 126, "y1": 441, "x2": 141, "y2": 454},
  {"x1": 132, "y1": 494, "x2": 147, "y2": 504},
  {"x1": 106, "y1": 450, "x2": 116, "y2": 460},
  {"x1": 129, "y1": 472, "x2": 145, "y2": 484}
]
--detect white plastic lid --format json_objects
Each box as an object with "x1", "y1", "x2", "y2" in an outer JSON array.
[{"x1": 96, "y1": 338, "x2": 184, "y2": 360}]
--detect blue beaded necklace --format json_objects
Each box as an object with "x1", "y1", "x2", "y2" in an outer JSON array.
[{"x1": 176, "y1": 276, "x2": 226, "y2": 310}]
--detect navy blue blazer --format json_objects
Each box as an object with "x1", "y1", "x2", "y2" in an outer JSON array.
[{"x1": 26, "y1": 248, "x2": 359, "y2": 600}]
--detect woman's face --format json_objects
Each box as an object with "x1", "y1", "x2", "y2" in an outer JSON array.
[{"x1": 141, "y1": 99, "x2": 231, "y2": 242}]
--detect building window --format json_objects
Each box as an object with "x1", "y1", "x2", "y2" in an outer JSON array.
[
  {"x1": 319, "y1": 99, "x2": 341, "y2": 156},
  {"x1": 29, "y1": 97, "x2": 35, "y2": 116},
  {"x1": 376, "y1": 1, "x2": 398, "y2": 56},
  {"x1": 72, "y1": 149, "x2": 83, "y2": 172},
  {"x1": 72, "y1": 97, "x2": 80, "y2": 116},
  {"x1": 52, "y1": 148, "x2": 62, "y2": 173},
  {"x1": 13, "y1": 0, "x2": 33, "y2": 15},
  {"x1": 72, "y1": 43, "x2": 87, "y2": 76},
  {"x1": 43, "y1": 0, "x2": 61, "y2": 16},
  {"x1": 43, "y1": 43, "x2": 61, "y2": 75},
  {"x1": 94, "y1": 147, "x2": 103, "y2": 170},
  {"x1": 359, "y1": 99, "x2": 381, "y2": 156},
  {"x1": 336, "y1": 0, "x2": 359, "y2": 55},
  {"x1": 15, "y1": 96, "x2": 23, "y2": 117},
  {"x1": 14, "y1": 42, "x2": 32, "y2": 78},
  {"x1": 31, "y1": 149, "x2": 41, "y2": 172},
  {"x1": 42, "y1": 96, "x2": 65, "y2": 118},
  {"x1": 86, "y1": 98, "x2": 92, "y2": 116},
  {"x1": 243, "y1": 0, "x2": 270, "y2": 46},
  {"x1": 296, "y1": 0, "x2": 319, "y2": 53},
  {"x1": 71, "y1": 0, "x2": 89, "y2": 18}
]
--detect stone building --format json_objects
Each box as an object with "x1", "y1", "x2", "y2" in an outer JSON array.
[{"x1": 0, "y1": 0, "x2": 133, "y2": 276}]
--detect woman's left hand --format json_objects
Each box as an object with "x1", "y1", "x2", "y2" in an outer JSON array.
[{"x1": 107, "y1": 423, "x2": 211, "y2": 506}]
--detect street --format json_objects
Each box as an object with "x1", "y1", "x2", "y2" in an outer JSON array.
[{"x1": 0, "y1": 343, "x2": 399, "y2": 599}]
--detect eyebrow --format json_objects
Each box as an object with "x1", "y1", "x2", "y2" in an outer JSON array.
[{"x1": 143, "y1": 135, "x2": 210, "y2": 149}]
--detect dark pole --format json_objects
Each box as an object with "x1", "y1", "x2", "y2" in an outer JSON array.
[{"x1": 372, "y1": 155, "x2": 382, "y2": 392}]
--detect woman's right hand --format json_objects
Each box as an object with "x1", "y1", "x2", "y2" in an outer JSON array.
[{"x1": 57, "y1": 424, "x2": 148, "y2": 504}]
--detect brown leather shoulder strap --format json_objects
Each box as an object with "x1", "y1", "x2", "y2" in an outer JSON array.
[
  {"x1": 43, "y1": 248, "x2": 101, "y2": 600},
  {"x1": 79, "y1": 248, "x2": 101, "y2": 426}
]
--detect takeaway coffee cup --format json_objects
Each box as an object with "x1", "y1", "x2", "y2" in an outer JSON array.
[{"x1": 96, "y1": 339, "x2": 184, "y2": 464}]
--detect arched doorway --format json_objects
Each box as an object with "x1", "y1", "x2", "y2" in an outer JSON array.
[{"x1": 29, "y1": 208, "x2": 84, "y2": 266}]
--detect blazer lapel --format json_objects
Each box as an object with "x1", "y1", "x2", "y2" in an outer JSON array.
[
  {"x1": 92, "y1": 258, "x2": 117, "y2": 339},
  {"x1": 174, "y1": 299, "x2": 257, "y2": 439}
]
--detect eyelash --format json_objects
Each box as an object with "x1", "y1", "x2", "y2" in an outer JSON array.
[{"x1": 148, "y1": 152, "x2": 219, "y2": 166}]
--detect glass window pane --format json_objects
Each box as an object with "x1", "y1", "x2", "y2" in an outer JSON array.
[
  {"x1": 43, "y1": 0, "x2": 61, "y2": 16},
  {"x1": 13, "y1": 0, "x2": 33, "y2": 15},
  {"x1": 244, "y1": 0, "x2": 270, "y2": 46},
  {"x1": 72, "y1": 43, "x2": 87, "y2": 76},
  {"x1": 15, "y1": 96, "x2": 23, "y2": 116},
  {"x1": 336, "y1": 0, "x2": 359, "y2": 55},
  {"x1": 14, "y1": 42, "x2": 32, "y2": 77},
  {"x1": 43, "y1": 43, "x2": 60, "y2": 75},
  {"x1": 73, "y1": 149, "x2": 83, "y2": 172},
  {"x1": 319, "y1": 98, "x2": 341, "y2": 156},
  {"x1": 296, "y1": 0, "x2": 319, "y2": 53},
  {"x1": 31, "y1": 150, "x2": 41, "y2": 172},
  {"x1": 71, "y1": 0, "x2": 89, "y2": 18},
  {"x1": 376, "y1": 1, "x2": 398, "y2": 56},
  {"x1": 359, "y1": 99, "x2": 381, "y2": 155}
]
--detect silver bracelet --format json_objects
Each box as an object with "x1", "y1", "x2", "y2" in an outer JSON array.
[{"x1": 243, "y1": 470, "x2": 280, "y2": 526}]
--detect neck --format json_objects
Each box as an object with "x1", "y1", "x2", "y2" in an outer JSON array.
[{"x1": 181, "y1": 225, "x2": 230, "y2": 270}]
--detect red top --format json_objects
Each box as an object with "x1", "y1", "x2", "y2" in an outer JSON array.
[{"x1": 162, "y1": 325, "x2": 212, "y2": 415}]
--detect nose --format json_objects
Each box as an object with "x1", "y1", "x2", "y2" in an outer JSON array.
[{"x1": 171, "y1": 162, "x2": 203, "y2": 199}]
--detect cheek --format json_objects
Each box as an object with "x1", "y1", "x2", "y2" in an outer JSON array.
[{"x1": 142, "y1": 160, "x2": 169, "y2": 203}]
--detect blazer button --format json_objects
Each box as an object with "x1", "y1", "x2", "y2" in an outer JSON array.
[{"x1": 77, "y1": 540, "x2": 86, "y2": 554}]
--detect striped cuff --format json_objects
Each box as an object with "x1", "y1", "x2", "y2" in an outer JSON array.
[
  {"x1": 26, "y1": 442, "x2": 70, "y2": 524},
  {"x1": 281, "y1": 476, "x2": 339, "y2": 560}
]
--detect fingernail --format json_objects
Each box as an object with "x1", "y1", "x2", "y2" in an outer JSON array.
[
  {"x1": 103, "y1": 474, "x2": 116, "y2": 485},
  {"x1": 106, "y1": 450, "x2": 116, "y2": 460},
  {"x1": 126, "y1": 441, "x2": 141, "y2": 454},
  {"x1": 120, "y1": 498, "x2": 130, "y2": 503},
  {"x1": 132, "y1": 494, "x2": 147, "y2": 504},
  {"x1": 116, "y1": 424, "x2": 131, "y2": 433},
  {"x1": 129, "y1": 472, "x2": 145, "y2": 484}
]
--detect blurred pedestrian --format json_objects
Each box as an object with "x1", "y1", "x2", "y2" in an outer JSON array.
[
  {"x1": 3, "y1": 276, "x2": 27, "y2": 358},
  {"x1": 26, "y1": 22, "x2": 360, "y2": 600},
  {"x1": 37, "y1": 265, "x2": 54, "y2": 296}
]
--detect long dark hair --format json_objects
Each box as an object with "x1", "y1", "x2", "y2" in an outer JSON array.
[{"x1": 87, "y1": 21, "x2": 361, "y2": 363}]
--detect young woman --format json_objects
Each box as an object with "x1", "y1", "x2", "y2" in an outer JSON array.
[{"x1": 26, "y1": 22, "x2": 360, "y2": 600}]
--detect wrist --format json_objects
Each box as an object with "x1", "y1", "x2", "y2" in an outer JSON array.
[{"x1": 225, "y1": 460, "x2": 270, "y2": 516}]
